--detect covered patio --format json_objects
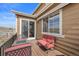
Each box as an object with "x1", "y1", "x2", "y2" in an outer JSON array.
[{"x1": 0, "y1": 34, "x2": 65, "y2": 56}]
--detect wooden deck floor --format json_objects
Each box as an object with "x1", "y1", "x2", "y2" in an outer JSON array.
[{"x1": 31, "y1": 40, "x2": 65, "y2": 56}]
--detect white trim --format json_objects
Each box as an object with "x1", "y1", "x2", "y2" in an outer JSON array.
[
  {"x1": 59, "y1": 9, "x2": 63, "y2": 35},
  {"x1": 16, "y1": 16, "x2": 17, "y2": 33},
  {"x1": 41, "y1": 19, "x2": 43, "y2": 34},
  {"x1": 35, "y1": 20, "x2": 36, "y2": 39},
  {"x1": 28, "y1": 20, "x2": 29, "y2": 39},
  {"x1": 42, "y1": 9, "x2": 64, "y2": 38},
  {"x1": 12, "y1": 10, "x2": 36, "y2": 18},
  {"x1": 20, "y1": 18, "x2": 21, "y2": 35},
  {"x1": 42, "y1": 32, "x2": 64, "y2": 38},
  {"x1": 28, "y1": 20, "x2": 36, "y2": 40},
  {"x1": 19, "y1": 17, "x2": 36, "y2": 40}
]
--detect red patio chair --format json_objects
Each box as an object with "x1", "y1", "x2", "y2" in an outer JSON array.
[{"x1": 37, "y1": 35, "x2": 55, "y2": 50}]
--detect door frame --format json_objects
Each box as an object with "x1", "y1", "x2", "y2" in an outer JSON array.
[{"x1": 20, "y1": 17, "x2": 36, "y2": 40}]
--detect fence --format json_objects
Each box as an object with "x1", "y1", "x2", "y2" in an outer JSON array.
[{"x1": 0, "y1": 34, "x2": 17, "y2": 56}]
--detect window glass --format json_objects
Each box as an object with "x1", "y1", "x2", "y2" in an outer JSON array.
[
  {"x1": 49, "y1": 15, "x2": 59, "y2": 33},
  {"x1": 43, "y1": 18, "x2": 48, "y2": 32},
  {"x1": 43, "y1": 14, "x2": 60, "y2": 34}
]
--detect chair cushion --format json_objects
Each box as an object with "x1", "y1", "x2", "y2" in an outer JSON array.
[
  {"x1": 38, "y1": 40, "x2": 54, "y2": 49},
  {"x1": 46, "y1": 35, "x2": 55, "y2": 43},
  {"x1": 42, "y1": 38, "x2": 47, "y2": 41},
  {"x1": 47, "y1": 44, "x2": 54, "y2": 49},
  {"x1": 46, "y1": 39, "x2": 53, "y2": 43},
  {"x1": 37, "y1": 35, "x2": 55, "y2": 49},
  {"x1": 38, "y1": 40, "x2": 48, "y2": 46}
]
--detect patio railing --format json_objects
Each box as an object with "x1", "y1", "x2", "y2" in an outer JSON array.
[{"x1": 0, "y1": 34, "x2": 17, "y2": 56}]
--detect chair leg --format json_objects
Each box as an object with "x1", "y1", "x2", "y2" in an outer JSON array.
[
  {"x1": 46, "y1": 50, "x2": 48, "y2": 54},
  {"x1": 46, "y1": 49, "x2": 49, "y2": 54},
  {"x1": 46, "y1": 48, "x2": 54, "y2": 55}
]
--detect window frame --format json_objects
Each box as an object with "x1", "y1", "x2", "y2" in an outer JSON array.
[{"x1": 42, "y1": 9, "x2": 64, "y2": 38}]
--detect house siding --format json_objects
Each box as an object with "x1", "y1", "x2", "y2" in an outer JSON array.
[
  {"x1": 36, "y1": 20, "x2": 42, "y2": 39},
  {"x1": 55, "y1": 4, "x2": 79, "y2": 55},
  {"x1": 16, "y1": 15, "x2": 20, "y2": 36},
  {"x1": 36, "y1": 4, "x2": 79, "y2": 55}
]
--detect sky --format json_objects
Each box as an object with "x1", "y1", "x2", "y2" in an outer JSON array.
[{"x1": 0, "y1": 3, "x2": 38, "y2": 28}]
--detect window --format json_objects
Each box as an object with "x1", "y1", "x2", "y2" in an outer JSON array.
[
  {"x1": 42, "y1": 13, "x2": 62, "y2": 36},
  {"x1": 48, "y1": 15, "x2": 59, "y2": 34},
  {"x1": 42, "y1": 18, "x2": 48, "y2": 32}
]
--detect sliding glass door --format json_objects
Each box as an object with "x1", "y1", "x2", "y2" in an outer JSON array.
[
  {"x1": 29, "y1": 21, "x2": 35, "y2": 37},
  {"x1": 21, "y1": 20, "x2": 28, "y2": 38},
  {"x1": 21, "y1": 19, "x2": 36, "y2": 40}
]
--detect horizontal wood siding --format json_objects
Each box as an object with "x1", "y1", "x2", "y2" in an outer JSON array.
[
  {"x1": 55, "y1": 4, "x2": 79, "y2": 56},
  {"x1": 16, "y1": 16, "x2": 20, "y2": 36},
  {"x1": 36, "y1": 20, "x2": 42, "y2": 39}
]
